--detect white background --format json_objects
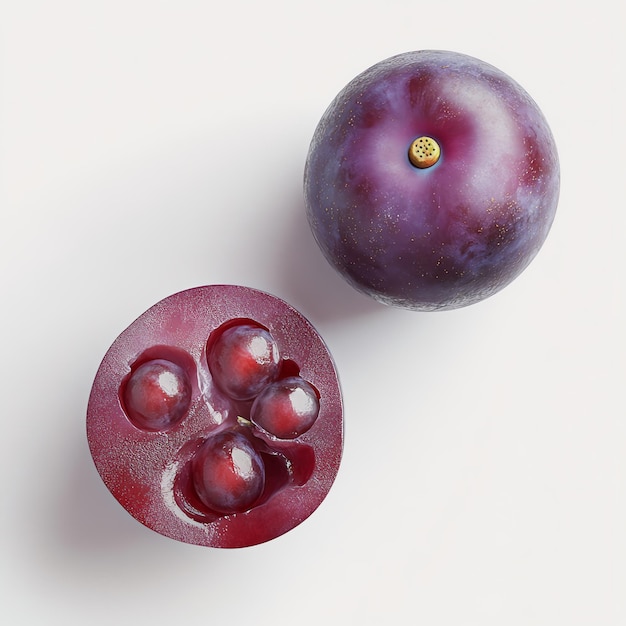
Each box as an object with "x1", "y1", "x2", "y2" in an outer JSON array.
[{"x1": 1, "y1": 1, "x2": 624, "y2": 624}]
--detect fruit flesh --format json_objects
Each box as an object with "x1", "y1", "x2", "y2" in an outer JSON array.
[
  {"x1": 304, "y1": 50, "x2": 560, "y2": 311},
  {"x1": 86, "y1": 286, "x2": 343, "y2": 548}
]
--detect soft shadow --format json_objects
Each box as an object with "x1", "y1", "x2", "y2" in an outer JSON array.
[
  {"x1": 54, "y1": 426, "x2": 155, "y2": 555},
  {"x1": 271, "y1": 190, "x2": 386, "y2": 326},
  {"x1": 33, "y1": 386, "x2": 231, "y2": 594},
  {"x1": 47, "y1": 420, "x2": 186, "y2": 563}
]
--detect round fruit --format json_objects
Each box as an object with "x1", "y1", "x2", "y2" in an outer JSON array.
[
  {"x1": 250, "y1": 376, "x2": 320, "y2": 439},
  {"x1": 304, "y1": 50, "x2": 560, "y2": 311},
  {"x1": 86, "y1": 285, "x2": 343, "y2": 548}
]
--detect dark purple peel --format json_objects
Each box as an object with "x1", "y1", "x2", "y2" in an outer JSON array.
[{"x1": 305, "y1": 50, "x2": 560, "y2": 311}]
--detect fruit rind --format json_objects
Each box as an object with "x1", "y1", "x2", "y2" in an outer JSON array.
[{"x1": 304, "y1": 50, "x2": 560, "y2": 311}]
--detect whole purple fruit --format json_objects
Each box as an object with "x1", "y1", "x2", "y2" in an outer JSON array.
[{"x1": 304, "y1": 50, "x2": 560, "y2": 311}]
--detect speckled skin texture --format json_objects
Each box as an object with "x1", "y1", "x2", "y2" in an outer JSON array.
[
  {"x1": 304, "y1": 50, "x2": 560, "y2": 311},
  {"x1": 87, "y1": 286, "x2": 343, "y2": 548}
]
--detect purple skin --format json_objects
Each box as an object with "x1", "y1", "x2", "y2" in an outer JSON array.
[{"x1": 304, "y1": 50, "x2": 560, "y2": 311}]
